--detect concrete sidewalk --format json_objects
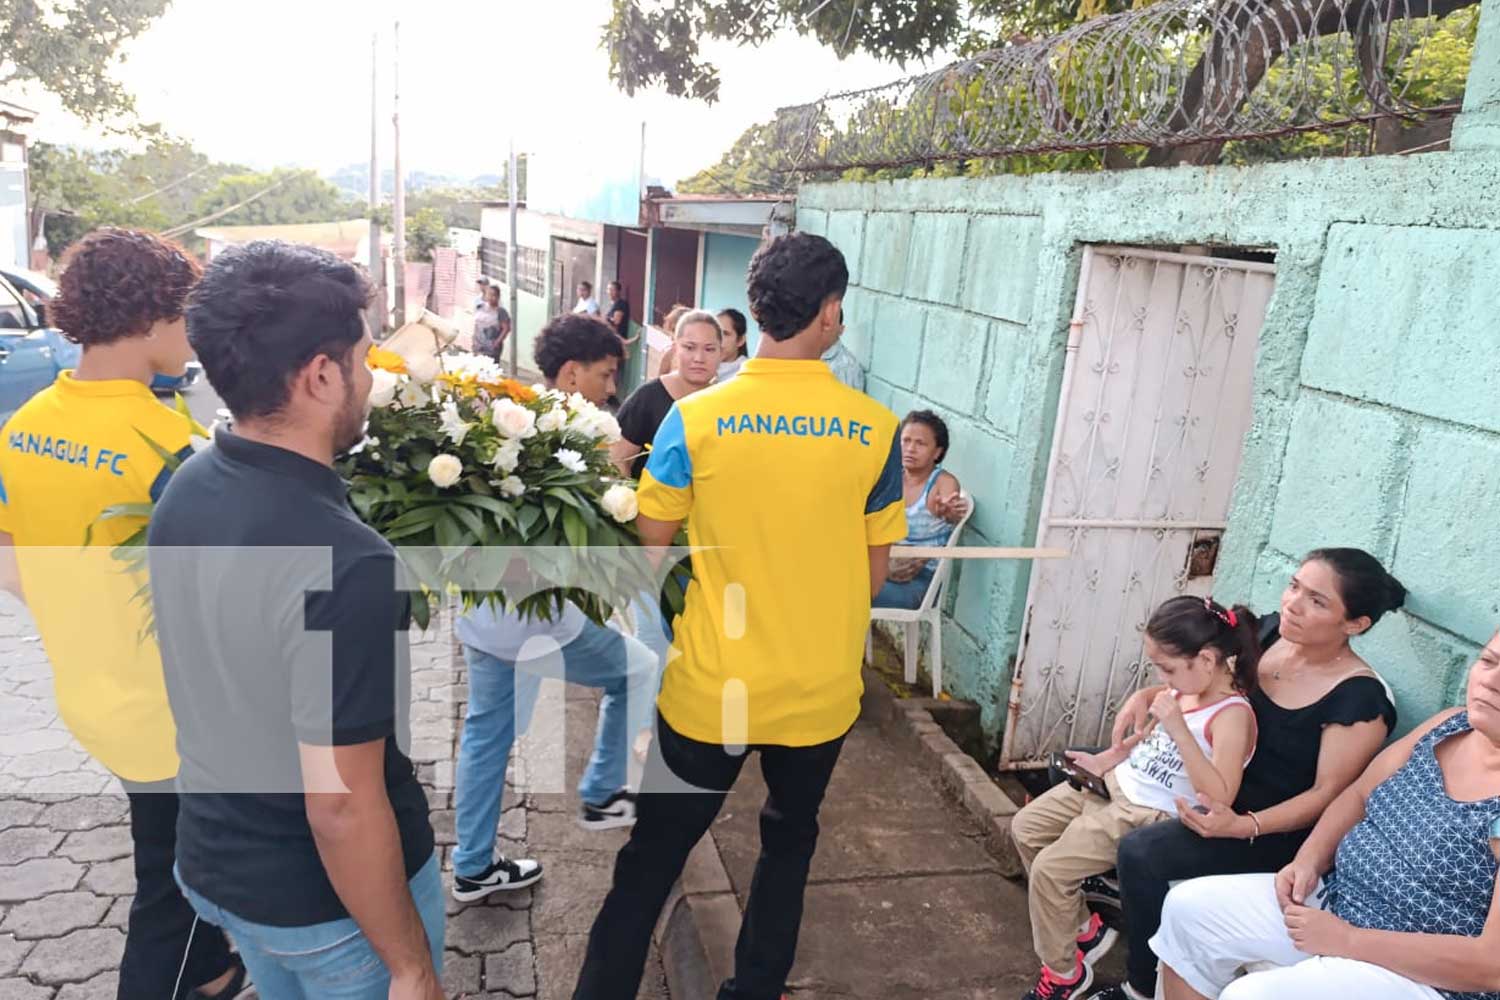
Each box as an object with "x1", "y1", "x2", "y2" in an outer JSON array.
[{"x1": 652, "y1": 678, "x2": 1051, "y2": 1000}]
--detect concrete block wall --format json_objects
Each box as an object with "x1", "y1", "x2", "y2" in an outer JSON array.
[
  {"x1": 797, "y1": 206, "x2": 1055, "y2": 737},
  {"x1": 798, "y1": 105, "x2": 1500, "y2": 744}
]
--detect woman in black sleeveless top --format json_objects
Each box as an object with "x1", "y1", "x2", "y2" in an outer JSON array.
[{"x1": 1100, "y1": 549, "x2": 1405, "y2": 1000}]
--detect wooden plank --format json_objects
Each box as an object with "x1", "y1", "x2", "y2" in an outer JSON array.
[{"x1": 891, "y1": 546, "x2": 1069, "y2": 560}]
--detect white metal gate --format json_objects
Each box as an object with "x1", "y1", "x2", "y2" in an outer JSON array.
[{"x1": 999, "y1": 246, "x2": 1276, "y2": 767}]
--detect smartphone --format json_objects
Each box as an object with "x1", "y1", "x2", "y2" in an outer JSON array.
[{"x1": 1050, "y1": 751, "x2": 1111, "y2": 800}]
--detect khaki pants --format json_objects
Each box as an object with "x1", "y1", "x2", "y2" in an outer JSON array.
[{"x1": 1012, "y1": 770, "x2": 1168, "y2": 974}]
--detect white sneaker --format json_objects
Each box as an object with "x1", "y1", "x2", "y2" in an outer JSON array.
[
  {"x1": 578, "y1": 789, "x2": 638, "y2": 831},
  {"x1": 451, "y1": 856, "x2": 543, "y2": 902}
]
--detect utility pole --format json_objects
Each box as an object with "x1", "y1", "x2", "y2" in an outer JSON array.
[
  {"x1": 507, "y1": 139, "x2": 520, "y2": 378},
  {"x1": 391, "y1": 19, "x2": 406, "y2": 327},
  {"x1": 367, "y1": 32, "x2": 384, "y2": 335}
]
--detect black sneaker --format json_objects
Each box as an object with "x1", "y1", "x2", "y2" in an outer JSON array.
[
  {"x1": 1082, "y1": 873, "x2": 1121, "y2": 911},
  {"x1": 1022, "y1": 955, "x2": 1093, "y2": 1000},
  {"x1": 1076, "y1": 911, "x2": 1118, "y2": 967},
  {"x1": 452, "y1": 856, "x2": 543, "y2": 902},
  {"x1": 579, "y1": 789, "x2": 637, "y2": 831}
]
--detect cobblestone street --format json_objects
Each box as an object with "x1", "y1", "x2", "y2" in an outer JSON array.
[{"x1": 0, "y1": 594, "x2": 666, "y2": 999}]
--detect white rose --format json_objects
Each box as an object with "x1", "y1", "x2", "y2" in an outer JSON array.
[
  {"x1": 427, "y1": 454, "x2": 464, "y2": 489},
  {"x1": 368, "y1": 368, "x2": 400, "y2": 407},
  {"x1": 554, "y1": 448, "x2": 587, "y2": 474},
  {"x1": 498, "y1": 476, "x2": 526, "y2": 498},
  {"x1": 491, "y1": 398, "x2": 538, "y2": 439},
  {"x1": 537, "y1": 406, "x2": 568, "y2": 433},
  {"x1": 491, "y1": 438, "x2": 523, "y2": 474},
  {"x1": 600, "y1": 483, "x2": 639, "y2": 523}
]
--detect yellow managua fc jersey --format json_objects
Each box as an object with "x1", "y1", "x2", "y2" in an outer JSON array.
[
  {"x1": 638, "y1": 356, "x2": 907, "y2": 747},
  {"x1": 0, "y1": 373, "x2": 193, "y2": 782}
]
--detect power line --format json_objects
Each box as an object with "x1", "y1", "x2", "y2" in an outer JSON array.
[
  {"x1": 160, "y1": 178, "x2": 289, "y2": 239},
  {"x1": 126, "y1": 163, "x2": 212, "y2": 205}
]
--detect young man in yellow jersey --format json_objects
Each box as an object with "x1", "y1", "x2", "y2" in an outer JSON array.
[
  {"x1": 0, "y1": 229, "x2": 245, "y2": 998},
  {"x1": 573, "y1": 233, "x2": 907, "y2": 1000}
]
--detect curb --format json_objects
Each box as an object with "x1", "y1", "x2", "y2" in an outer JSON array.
[
  {"x1": 859, "y1": 668, "x2": 1026, "y2": 877},
  {"x1": 653, "y1": 831, "x2": 739, "y2": 999}
]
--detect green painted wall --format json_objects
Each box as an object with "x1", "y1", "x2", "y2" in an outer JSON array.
[{"x1": 798, "y1": 71, "x2": 1500, "y2": 743}]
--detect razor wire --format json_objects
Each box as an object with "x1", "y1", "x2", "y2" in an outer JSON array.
[{"x1": 769, "y1": 0, "x2": 1477, "y2": 172}]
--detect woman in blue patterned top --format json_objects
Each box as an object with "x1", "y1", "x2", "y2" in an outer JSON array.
[
  {"x1": 1151, "y1": 628, "x2": 1500, "y2": 1000},
  {"x1": 873, "y1": 410, "x2": 970, "y2": 609}
]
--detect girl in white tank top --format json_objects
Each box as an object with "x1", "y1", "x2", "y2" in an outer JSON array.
[{"x1": 1011, "y1": 596, "x2": 1261, "y2": 998}]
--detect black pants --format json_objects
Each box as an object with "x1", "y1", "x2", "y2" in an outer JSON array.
[
  {"x1": 118, "y1": 781, "x2": 234, "y2": 1000},
  {"x1": 1115, "y1": 819, "x2": 1307, "y2": 996},
  {"x1": 573, "y1": 715, "x2": 847, "y2": 1000}
]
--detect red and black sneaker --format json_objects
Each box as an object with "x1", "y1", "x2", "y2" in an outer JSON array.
[
  {"x1": 1022, "y1": 954, "x2": 1093, "y2": 1000},
  {"x1": 1076, "y1": 911, "x2": 1118, "y2": 967}
]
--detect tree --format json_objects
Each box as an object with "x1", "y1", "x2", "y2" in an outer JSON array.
[
  {"x1": 404, "y1": 206, "x2": 448, "y2": 263},
  {"x1": 678, "y1": 123, "x2": 796, "y2": 195},
  {"x1": 671, "y1": 0, "x2": 1477, "y2": 187},
  {"x1": 190, "y1": 168, "x2": 364, "y2": 228},
  {"x1": 603, "y1": 0, "x2": 1137, "y2": 101},
  {"x1": 0, "y1": 0, "x2": 174, "y2": 126}
]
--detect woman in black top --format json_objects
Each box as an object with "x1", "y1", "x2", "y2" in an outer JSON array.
[
  {"x1": 610, "y1": 309, "x2": 723, "y2": 478},
  {"x1": 1099, "y1": 548, "x2": 1405, "y2": 1000}
]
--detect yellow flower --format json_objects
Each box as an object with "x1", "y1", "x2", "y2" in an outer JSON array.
[
  {"x1": 366, "y1": 345, "x2": 408, "y2": 374},
  {"x1": 480, "y1": 379, "x2": 538, "y2": 404}
]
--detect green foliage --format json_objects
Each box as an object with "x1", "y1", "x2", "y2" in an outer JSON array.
[
  {"x1": 404, "y1": 206, "x2": 448, "y2": 263},
  {"x1": 192, "y1": 168, "x2": 364, "y2": 228},
  {"x1": 0, "y1": 0, "x2": 173, "y2": 126},
  {"x1": 604, "y1": 0, "x2": 970, "y2": 102},
  {"x1": 678, "y1": 3, "x2": 1477, "y2": 192}
]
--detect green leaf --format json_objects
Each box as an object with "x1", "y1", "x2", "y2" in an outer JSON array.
[
  {"x1": 561, "y1": 507, "x2": 588, "y2": 550},
  {"x1": 449, "y1": 503, "x2": 488, "y2": 542},
  {"x1": 174, "y1": 393, "x2": 211, "y2": 437},
  {"x1": 135, "y1": 430, "x2": 185, "y2": 471},
  {"x1": 517, "y1": 505, "x2": 544, "y2": 540}
]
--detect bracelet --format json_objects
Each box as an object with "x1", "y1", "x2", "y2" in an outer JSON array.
[{"x1": 1247, "y1": 810, "x2": 1262, "y2": 844}]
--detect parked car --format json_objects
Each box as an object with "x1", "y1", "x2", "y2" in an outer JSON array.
[
  {"x1": 0, "y1": 272, "x2": 80, "y2": 423},
  {"x1": 0, "y1": 266, "x2": 202, "y2": 396}
]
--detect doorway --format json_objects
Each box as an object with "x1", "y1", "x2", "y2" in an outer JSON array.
[
  {"x1": 551, "y1": 237, "x2": 597, "y2": 316},
  {"x1": 999, "y1": 245, "x2": 1276, "y2": 767}
]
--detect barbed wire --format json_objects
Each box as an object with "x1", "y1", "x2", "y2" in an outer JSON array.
[{"x1": 768, "y1": 0, "x2": 1477, "y2": 174}]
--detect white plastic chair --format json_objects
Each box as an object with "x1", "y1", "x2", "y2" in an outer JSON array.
[{"x1": 867, "y1": 495, "x2": 975, "y2": 698}]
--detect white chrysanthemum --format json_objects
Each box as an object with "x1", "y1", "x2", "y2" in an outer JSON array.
[
  {"x1": 537, "y1": 406, "x2": 568, "y2": 433},
  {"x1": 498, "y1": 476, "x2": 526, "y2": 498},
  {"x1": 554, "y1": 448, "x2": 587, "y2": 474},
  {"x1": 491, "y1": 398, "x2": 537, "y2": 439},
  {"x1": 427, "y1": 454, "x2": 463, "y2": 489},
  {"x1": 442, "y1": 351, "x2": 506, "y2": 383},
  {"x1": 439, "y1": 400, "x2": 475, "y2": 446},
  {"x1": 600, "y1": 483, "x2": 639, "y2": 523}
]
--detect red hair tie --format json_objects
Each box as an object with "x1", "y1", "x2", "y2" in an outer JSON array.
[{"x1": 1204, "y1": 596, "x2": 1237, "y2": 628}]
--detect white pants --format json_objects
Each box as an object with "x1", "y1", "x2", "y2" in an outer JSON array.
[{"x1": 1150, "y1": 873, "x2": 1442, "y2": 1000}]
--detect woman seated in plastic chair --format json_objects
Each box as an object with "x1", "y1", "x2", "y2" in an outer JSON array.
[{"x1": 874, "y1": 409, "x2": 970, "y2": 609}]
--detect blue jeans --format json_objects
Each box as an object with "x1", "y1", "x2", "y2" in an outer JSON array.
[
  {"x1": 873, "y1": 565, "x2": 935, "y2": 609},
  {"x1": 176, "y1": 853, "x2": 444, "y2": 1000},
  {"x1": 629, "y1": 589, "x2": 674, "y2": 730},
  {"x1": 453, "y1": 621, "x2": 656, "y2": 876}
]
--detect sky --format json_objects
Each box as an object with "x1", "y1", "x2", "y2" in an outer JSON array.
[{"x1": 19, "y1": 0, "x2": 943, "y2": 189}]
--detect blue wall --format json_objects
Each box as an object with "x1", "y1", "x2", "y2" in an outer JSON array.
[{"x1": 699, "y1": 233, "x2": 763, "y2": 351}]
